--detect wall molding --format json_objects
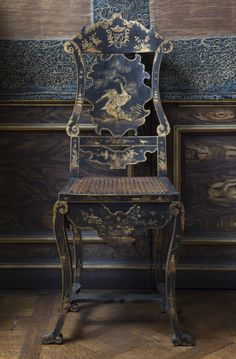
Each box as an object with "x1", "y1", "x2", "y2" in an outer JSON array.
[
  {"x1": 1, "y1": 234, "x2": 236, "y2": 246},
  {"x1": 174, "y1": 124, "x2": 236, "y2": 191},
  {"x1": 0, "y1": 261, "x2": 235, "y2": 272}
]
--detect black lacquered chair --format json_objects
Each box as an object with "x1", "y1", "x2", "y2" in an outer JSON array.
[{"x1": 42, "y1": 14, "x2": 193, "y2": 346}]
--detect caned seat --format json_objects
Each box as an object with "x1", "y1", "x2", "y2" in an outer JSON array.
[{"x1": 60, "y1": 176, "x2": 179, "y2": 201}]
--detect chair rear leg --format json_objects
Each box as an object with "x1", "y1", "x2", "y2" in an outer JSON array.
[
  {"x1": 42, "y1": 200, "x2": 73, "y2": 345},
  {"x1": 165, "y1": 202, "x2": 194, "y2": 346}
]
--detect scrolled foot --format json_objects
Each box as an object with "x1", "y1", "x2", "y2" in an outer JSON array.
[
  {"x1": 42, "y1": 333, "x2": 63, "y2": 345},
  {"x1": 172, "y1": 333, "x2": 194, "y2": 346},
  {"x1": 160, "y1": 303, "x2": 167, "y2": 313},
  {"x1": 69, "y1": 303, "x2": 80, "y2": 312},
  {"x1": 55, "y1": 334, "x2": 63, "y2": 344}
]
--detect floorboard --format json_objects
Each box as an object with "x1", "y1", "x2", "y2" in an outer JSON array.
[{"x1": 0, "y1": 290, "x2": 235, "y2": 359}]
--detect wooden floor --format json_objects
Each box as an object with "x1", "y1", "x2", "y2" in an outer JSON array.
[{"x1": 0, "y1": 290, "x2": 236, "y2": 359}]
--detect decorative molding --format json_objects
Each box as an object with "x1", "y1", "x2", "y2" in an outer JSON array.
[
  {"x1": 0, "y1": 40, "x2": 76, "y2": 100},
  {"x1": 173, "y1": 125, "x2": 236, "y2": 192},
  {"x1": 173, "y1": 124, "x2": 236, "y2": 243},
  {"x1": 0, "y1": 123, "x2": 95, "y2": 131},
  {"x1": 0, "y1": 232, "x2": 104, "y2": 244},
  {"x1": 1, "y1": 37, "x2": 236, "y2": 101},
  {"x1": 161, "y1": 37, "x2": 236, "y2": 101},
  {"x1": 1, "y1": 234, "x2": 236, "y2": 246}
]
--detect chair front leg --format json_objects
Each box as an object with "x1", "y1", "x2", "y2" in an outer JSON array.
[
  {"x1": 166, "y1": 201, "x2": 194, "y2": 346},
  {"x1": 69, "y1": 222, "x2": 83, "y2": 312},
  {"x1": 42, "y1": 200, "x2": 73, "y2": 345},
  {"x1": 152, "y1": 229, "x2": 166, "y2": 312}
]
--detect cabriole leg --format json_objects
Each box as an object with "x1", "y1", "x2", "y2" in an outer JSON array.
[
  {"x1": 153, "y1": 229, "x2": 166, "y2": 312},
  {"x1": 154, "y1": 229, "x2": 166, "y2": 313},
  {"x1": 42, "y1": 200, "x2": 73, "y2": 345},
  {"x1": 166, "y1": 202, "x2": 194, "y2": 346},
  {"x1": 69, "y1": 222, "x2": 83, "y2": 312}
]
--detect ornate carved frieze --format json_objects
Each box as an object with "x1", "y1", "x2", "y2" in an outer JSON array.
[
  {"x1": 93, "y1": 0, "x2": 151, "y2": 28},
  {"x1": 1, "y1": 37, "x2": 236, "y2": 100},
  {"x1": 160, "y1": 37, "x2": 236, "y2": 100}
]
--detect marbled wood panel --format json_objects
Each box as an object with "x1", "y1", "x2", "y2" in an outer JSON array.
[
  {"x1": 0, "y1": 240, "x2": 151, "y2": 262},
  {"x1": 0, "y1": 131, "x2": 69, "y2": 234},
  {"x1": 0, "y1": 0, "x2": 92, "y2": 39},
  {"x1": 151, "y1": 0, "x2": 236, "y2": 38},
  {"x1": 84, "y1": 240, "x2": 150, "y2": 260},
  {"x1": 1, "y1": 242, "x2": 236, "y2": 264},
  {"x1": 165, "y1": 103, "x2": 236, "y2": 181},
  {"x1": 0, "y1": 105, "x2": 72, "y2": 125},
  {"x1": 0, "y1": 105, "x2": 91, "y2": 126},
  {"x1": 182, "y1": 134, "x2": 236, "y2": 237},
  {"x1": 0, "y1": 243, "x2": 59, "y2": 262},
  {"x1": 165, "y1": 104, "x2": 236, "y2": 126},
  {"x1": 179, "y1": 244, "x2": 236, "y2": 263}
]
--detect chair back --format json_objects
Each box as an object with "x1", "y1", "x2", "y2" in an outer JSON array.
[{"x1": 64, "y1": 14, "x2": 173, "y2": 177}]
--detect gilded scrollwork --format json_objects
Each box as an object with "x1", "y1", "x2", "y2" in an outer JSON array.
[
  {"x1": 169, "y1": 201, "x2": 181, "y2": 217},
  {"x1": 66, "y1": 118, "x2": 80, "y2": 137},
  {"x1": 161, "y1": 40, "x2": 173, "y2": 54},
  {"x1": 134, "y1": 35, "x2": 151, "y2": 51},
  {"x1": 169, "y1": 254, "x2": 176, "y2": 274},
  {"x1": 64, "y1": 41, "x2": 79, "y2": 55},
  {"x1": 81, "y1": 34, "x2": 102, "y2": 53},
  {"x1": 53, "y1": 201, "x2": 68, "y2": 225},
  {"x1": 74, "y1": 203, "x2": 170, "y2": 246},
  {"x1": 107, "y1": 27, "x2": 130, "y2": 49},
  {"x1": 72, "y1": 13, "x2": 162, "y2": 54},
  {"x1": 71, "y1": 139, "x2": 79, "y2": 171}
]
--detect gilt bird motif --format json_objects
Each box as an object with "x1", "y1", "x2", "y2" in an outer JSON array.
[{"x1": 96, "y1": 78, "x2": 132, "y2": 121}]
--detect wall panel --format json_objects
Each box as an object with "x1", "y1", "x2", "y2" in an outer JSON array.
[
  {"x1": 182, "y1": 133, "x2": 236, "y2": 237},
  {"x1": 1, "y1": 102, "x2": 236, "y2": 288},
  {"x1": 151, "y1": 0, "x2": 236, "y2": 38},
  {"x1": 1, "y1": 0, "x2": 236, "y2": 39},
  {"x1": 0, "y1": 0, "x2": 92, "y2": 39},
  {"x1": 0, "y1": 130, "x2": 69, "y2": 234}
]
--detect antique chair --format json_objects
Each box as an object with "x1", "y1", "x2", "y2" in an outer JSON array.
[{"x1": 42, "y1": 14, "x2": 193, "y2": 346}]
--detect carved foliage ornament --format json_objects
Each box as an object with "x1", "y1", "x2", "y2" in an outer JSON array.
[
  {"x1": 73, "y1": 13, "x2": 163, "y2": 54},
  {"x1": 70, "y1": 203, "x2": 171, "y2": 246},
  {"x1": 81, "y1": 145, "x2": 156, "y2": 169}
]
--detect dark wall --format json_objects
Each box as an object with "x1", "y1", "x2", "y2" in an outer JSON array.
[
  {"x1": 1, "y1": 101, "x2": 236, "y2": 289},
  {"x1": 0, "y1": 1, "x2": 236, "y2": 289}
]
